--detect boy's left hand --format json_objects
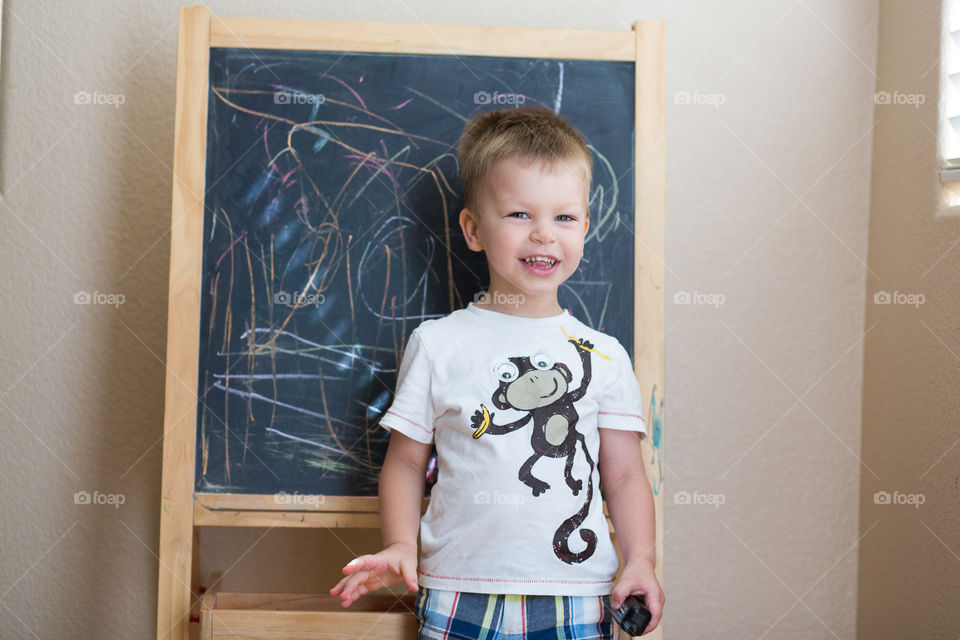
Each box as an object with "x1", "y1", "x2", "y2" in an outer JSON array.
[
  {"x1": 610, "y1": 559, "x2": 664, "y2": 635},
  {"x1": 568, "y1": 337, "x2": 594, "y2": 351}
]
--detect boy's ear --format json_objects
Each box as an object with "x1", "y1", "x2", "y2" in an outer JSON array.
[
  {"x1": 459, "y1": 208, "x2": 484, "y2": 252},
  {"x1": 584, "y1": 212, "x2": 590, "y2": 236}
]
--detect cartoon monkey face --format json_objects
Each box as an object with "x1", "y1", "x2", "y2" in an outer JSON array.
[{"x1": 491, "y1": 351, "x2": 573, "y2": 411}]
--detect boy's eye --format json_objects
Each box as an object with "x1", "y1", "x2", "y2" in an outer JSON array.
[
  {"x1": 509, "y1": 211, "x2": 529, "y2": 219},
  {"x1": 556, "y1": 214, "x2": 575, "y2": 222}
]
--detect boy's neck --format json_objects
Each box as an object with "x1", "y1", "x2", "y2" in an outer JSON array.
[{"x1": 473, "y1": 289, "x2": 564, "y2": 318}]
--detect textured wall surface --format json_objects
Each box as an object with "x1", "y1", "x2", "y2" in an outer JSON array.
[
  {"x1": 0, "y1": 1, "x2": 881, "y2": 637},
  {"x1": 857, "y1": 1, "x2": 960, "y2": 638}
]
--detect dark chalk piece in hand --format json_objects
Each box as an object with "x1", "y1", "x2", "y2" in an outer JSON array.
[{"x1": 606, "y1": 594, "x2": 652, "y2": 636}]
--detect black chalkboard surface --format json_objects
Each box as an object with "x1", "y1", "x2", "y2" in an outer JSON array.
[{"x1": 195, "y1": 48, "x2": 635, "y2": 496}]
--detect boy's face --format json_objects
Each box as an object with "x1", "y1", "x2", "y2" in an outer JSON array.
[{"x1": 459, "y1": 155, "x2": 590, "y2": 311}]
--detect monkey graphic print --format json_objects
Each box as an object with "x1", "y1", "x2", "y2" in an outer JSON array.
[
  {"x1": 378, "y1": 302, "x2": 646, "y2": 596},
  {"x1": 470, "y1": 337, "x2": 601, "y2": 565}
]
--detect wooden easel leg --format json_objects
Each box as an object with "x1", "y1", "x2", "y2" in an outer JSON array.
[
  {"x1": 631, "y1": 17, "x2": 666, "y2": 640},
  {"x1": 156, "y1": 6, "x2": 211, "y2": 640},
  {"x1": 189, "y1": 528, "x2": 201, "y2": 640},
  {"x1": 198, "y1": 570, "x2": 223, "y2": 640}
]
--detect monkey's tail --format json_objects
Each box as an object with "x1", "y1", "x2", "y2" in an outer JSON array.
[{"x1": 552, "y1": 435, "x2": 597, "y2": 564}]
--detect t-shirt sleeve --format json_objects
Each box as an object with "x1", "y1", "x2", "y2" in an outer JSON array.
[
  {"x1": 377, "y1": 330, "x2": 436, "y2": 444},
  {"x1": 596, "y1": 338, "x2": 647, "y2": 438}
]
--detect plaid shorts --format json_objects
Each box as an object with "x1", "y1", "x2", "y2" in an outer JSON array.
[{"x1": 413, "y1": 585, "x2": 614, "y2": 640}]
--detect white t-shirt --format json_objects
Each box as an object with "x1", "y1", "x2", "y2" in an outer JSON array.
[{"x1": 378, "y1": 301, "x2": 647, "y2": 596}]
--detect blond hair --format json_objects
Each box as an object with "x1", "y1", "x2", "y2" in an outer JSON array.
[{"x1": 456, "y1": 106, "x2": 593, "y2": 213}]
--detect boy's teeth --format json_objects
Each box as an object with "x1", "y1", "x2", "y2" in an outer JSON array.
[{"x1": 523, "y1": 257, "x2": 556, "y2": 266}]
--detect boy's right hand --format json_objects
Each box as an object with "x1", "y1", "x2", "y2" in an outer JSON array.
[{"x1": 328, "y1": 542, "x2": 419, "y2": 608}]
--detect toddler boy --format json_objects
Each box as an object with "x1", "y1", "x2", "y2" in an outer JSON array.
[{"x1": 330, "y1": 106, "x2": 663, "y2": 638}]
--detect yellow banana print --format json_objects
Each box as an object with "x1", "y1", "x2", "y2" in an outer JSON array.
[{"x1": 472, "y1": 403, "x2": 491, "y2": 439}]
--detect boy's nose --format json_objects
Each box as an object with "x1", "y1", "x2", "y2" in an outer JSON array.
[{"x1": 530, "y1": 223, "x2": 556, "y2": 243}]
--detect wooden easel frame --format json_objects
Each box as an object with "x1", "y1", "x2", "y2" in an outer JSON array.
[{"x1": 157, "y1": 7, "x2": 665, "y2": 639}]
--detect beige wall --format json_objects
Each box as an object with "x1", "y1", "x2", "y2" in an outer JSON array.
[
  {"x1": 0, "y1": 1, "x2": 920, "y2": 638},
  {"x1": 857, "y1": 1, "x2": 960, "y2": 638}
]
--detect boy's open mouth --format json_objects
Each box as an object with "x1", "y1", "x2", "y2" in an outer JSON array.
[{"x1": 520, "y1": 255, "x2": 559, "y2": 273}]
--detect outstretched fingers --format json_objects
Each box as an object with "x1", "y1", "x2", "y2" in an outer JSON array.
[
  {"x1": 329, "y1": 555, "x2": 398, "y2": 607},
  {"x1": 332, "y1": 570, "x2": 371, "y2": 607}
]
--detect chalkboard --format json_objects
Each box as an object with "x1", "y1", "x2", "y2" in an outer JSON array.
[{"x1": 195, "y1": 47, "x2": 636, "y2": 496}]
